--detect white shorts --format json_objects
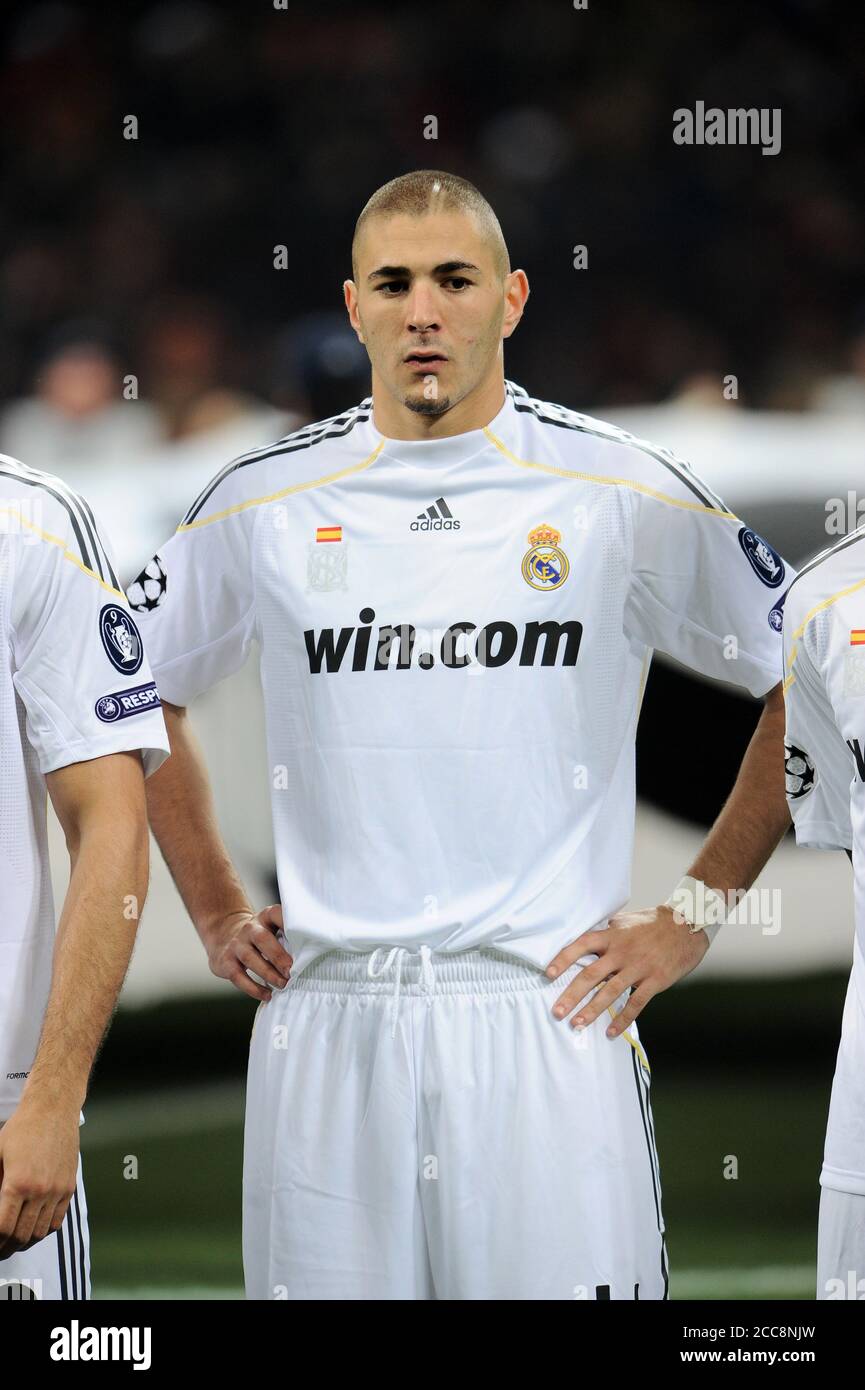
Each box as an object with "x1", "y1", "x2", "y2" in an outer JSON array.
[
  {"x1": 0, "y1": 1154, "x2": 90, "y2": 1301},
  {"x1": 817, "y1": 1185, "x2": 865, "y2": 1299},
  {"x1": 243, "y1": 945, "x2": 668, "y2": 1300}
]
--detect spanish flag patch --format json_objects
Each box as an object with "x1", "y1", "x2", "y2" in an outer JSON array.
[
  {"x1": 851, "y1": 630, "x2": 865, "y2": 645},
  {"x1": 316, "y1": 526, "x2": 342, "y2": 543}
]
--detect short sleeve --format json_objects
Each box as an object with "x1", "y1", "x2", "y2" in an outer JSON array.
[
  {"x1": 623, "y1": 476, "x2": 793, "y2": 698},
  {"x1": 782, "y1": 607, "x2": 853, "y2": 852},
  {"x1": 126, "y1": 483, "x2": 256, "y2": 708},
  {"x1": 10, "y1": 495, "x2": 170, "y2": 778}
]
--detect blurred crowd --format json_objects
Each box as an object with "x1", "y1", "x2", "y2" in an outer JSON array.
[{"x1": 1, "y1": 0, "x2": 864, "y2": 573}]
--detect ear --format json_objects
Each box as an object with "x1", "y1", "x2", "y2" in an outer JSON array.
[{"x1": 343, "y1": 280, "x2": 364, "y2": 341}]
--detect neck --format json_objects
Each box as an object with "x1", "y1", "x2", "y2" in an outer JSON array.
[{"x1": 371, "y1": 370, "x2": 506, "y2": 440}]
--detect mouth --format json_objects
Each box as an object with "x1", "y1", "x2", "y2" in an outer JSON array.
[{"x1": 404, "y1": 351, "x2": 448, "y2": 371}]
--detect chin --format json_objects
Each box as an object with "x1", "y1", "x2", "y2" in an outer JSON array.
[{"x1": 402, "y1": 391, "x2": 452, "y2": 417}]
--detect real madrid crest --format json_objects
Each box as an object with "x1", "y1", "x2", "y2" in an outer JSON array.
[{"x1": 521, "y1": 523, "x2": 569, "y2": 591}]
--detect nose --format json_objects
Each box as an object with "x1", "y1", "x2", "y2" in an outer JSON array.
[{"x1": 405, "y1": 285, "x2": 440, "y2": 334}]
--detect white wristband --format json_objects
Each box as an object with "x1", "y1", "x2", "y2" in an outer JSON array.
[{"x1": 666, "y1": 875, "x2": 727, "y2": 946}]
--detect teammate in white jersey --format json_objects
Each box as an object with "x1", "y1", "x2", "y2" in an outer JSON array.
[
  {"x1": 782, "y1": 523, "x2": 865, "y2": 1299},
  {"x1": 0, "y1": 458, "x2": 169, "y2": 1300},
  {"x1": 135, "y1": 170, "x2": 795, "y2": 1299}
]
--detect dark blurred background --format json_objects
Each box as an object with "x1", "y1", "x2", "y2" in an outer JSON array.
[
  {"x1": 2, "y1": 0, "x2": 865, "y2": 420},
  {"x1": 4, "y1": 0, "x2": 864, "y2": 1299}
]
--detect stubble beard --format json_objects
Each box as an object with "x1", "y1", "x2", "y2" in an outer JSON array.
[{"x1": 402, "y1": 389, "x2": 452, "y2": 417}]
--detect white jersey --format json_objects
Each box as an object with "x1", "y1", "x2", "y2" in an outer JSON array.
[
  {"x1": 0, "y1": 457, "x2": 169, "y2": 1122},
  {"x1": 132, "y1": 379, "x2": 791, "y2": 977},
  {"x1": 782, "y1": 523, "x2": 865, "y2": 1196}
]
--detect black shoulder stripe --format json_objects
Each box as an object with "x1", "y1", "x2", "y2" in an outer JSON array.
[
  {"x1": 182, "y1": 401, "x2": 373, "y2": 524},
  {"x1": 0, "y1": 464, "x2": 93, "y2": 571},
  {"x1": 180, "y1": 400, "x2": 374, "y2": 524},
  {"x1": 48, "y1": 473, "x2": 105, "y2": 586},
  {"x1": 2, "y1": 461, "x2": 121, "y2": 589},
  {"x1": 179, "y1": 408, "x2": 368, "y2": 524},
  {"x1": 75, "y1": 489, "x2": 120, "y2": 590},
  {"x1": 183, "y1": 404, "x2": 373, "y2": 525},
  {"x1": 784, "y1": 524, "x2": 865, "y2": 601},
  {"x1": 37, "y1": 467, "x2": 115, "y2": 588},
  {"x1": 512, "y1": 398, "x2": 731, "y2": 514}
]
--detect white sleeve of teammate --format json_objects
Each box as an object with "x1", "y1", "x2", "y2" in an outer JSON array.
[
  {"x1": 127, "y1": 483, "x2": 256, "y2": 708},
  {"x1": 623, "y1": 472, "x2": 793, "y2": 698},
  {"x1": 782, "y1": 605, "x2": 853, "y2": 852},
  {"x1": 10, "y1": 497, "x2": 170, "y2": 778}
]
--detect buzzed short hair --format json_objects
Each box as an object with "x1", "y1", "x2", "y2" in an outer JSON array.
[{"x1": 351, "y1": 170, "x2": 510, "y2": 283}]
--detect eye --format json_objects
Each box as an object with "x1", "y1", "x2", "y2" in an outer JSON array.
[
  {"x1": 444, "y1": 276, "x2": 472, "y2": 290},
  {"x1": 375, "y1": 280, "x2": 408, "y2": 295}
]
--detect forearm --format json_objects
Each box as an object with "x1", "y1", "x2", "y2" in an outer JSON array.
[
  {"x1": 23, "y1": 819, "x2": 149, "y2": 1115},
  {"x1": 146, "y1": 703, "x2": 252, "y2": 944},
  {"x1": 686, "y1": 683, "x2": 790, "y2": 897}
]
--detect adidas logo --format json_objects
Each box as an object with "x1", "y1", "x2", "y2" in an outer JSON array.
[{"x1": 411, "y1": 496, "x2": 461, "y2": 532}]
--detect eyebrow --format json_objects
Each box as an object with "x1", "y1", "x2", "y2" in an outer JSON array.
[{"x1": 366, "y1": 260, "x2": 481, "y2": 283}]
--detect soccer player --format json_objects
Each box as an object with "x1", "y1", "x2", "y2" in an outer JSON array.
[
  {"x1": 0, "y1": 457, "x2": 169, "y2": 1299},
  {"x1": 781, "y1": 523, "x2": 865, "y2": 1300},
  {"x1": 134, "y1": 169, "x2": 794, "y2": 1300}
]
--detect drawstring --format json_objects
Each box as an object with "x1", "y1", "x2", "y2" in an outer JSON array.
[
  {"x1": 419, "y1": 944, "x2": 434, "y2": 998},
  {"x1": 367, "y1": 945, "x2": 436, "y2": 1037}
]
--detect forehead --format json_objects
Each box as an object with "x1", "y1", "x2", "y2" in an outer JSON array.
[{"x1": 356, "y1": 208, "x2": 490, "y2": 275}]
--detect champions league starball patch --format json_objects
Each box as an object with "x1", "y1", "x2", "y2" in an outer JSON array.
[
  {"x1": 738, "y1": 527, "x2": 785, "y2": 588},
  {"x1": 521, "y1": 523, "x2": 570, "y2": 591},
  {"x1": 99, "y1": 604, "x2": 143, "y2": 675},
  {"x1": 127, "y1": 555, "x2": 167, "y2": 612},
  {"x1": 784, "y1": 739, "x2": 816, "y2": 799}
]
